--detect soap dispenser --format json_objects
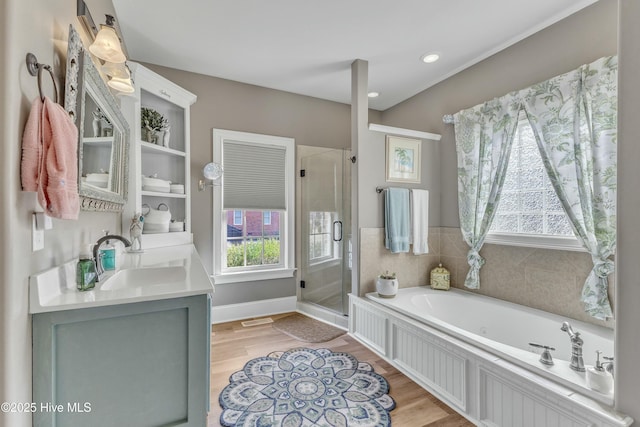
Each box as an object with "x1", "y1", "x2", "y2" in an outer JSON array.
[
  {"x1": 586, "y1": 350, "x2": 613, "y2": 394},
  {"x1": 76, "y1": 244, "x2": 97, "y2": 291},
  {"x1": 99, "y1": 230, "x2": 116, "y2": 271}
]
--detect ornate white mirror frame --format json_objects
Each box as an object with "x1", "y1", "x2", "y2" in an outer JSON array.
[{"x1": 64, "y1": 25, "x2": 130, "y2": 212}]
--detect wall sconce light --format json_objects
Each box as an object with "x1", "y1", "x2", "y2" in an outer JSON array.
[
  {"x1": 103, "y1": 62, "x2": 135, "y2": 94},
  {"x1": 198, "y1": 162, "x2": 223, "y2": 191},
  {"x1": 78, "y1": 2, "x2": 133, "y2": 93},
  {"x1": 89, "y1": 15, "x2": 126, "y2": 63}
]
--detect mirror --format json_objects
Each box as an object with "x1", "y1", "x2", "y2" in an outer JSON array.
[{"x1": 65, "y1": 25, "x2": 130, "y2": 212}]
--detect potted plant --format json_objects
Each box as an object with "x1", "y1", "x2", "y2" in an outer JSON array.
[
  {"x1": 141, "y1": 107, "x2": 167, "y2": 143},
  {"x1": 376, "y1": 270, "x2": 398, "y2": 298}
]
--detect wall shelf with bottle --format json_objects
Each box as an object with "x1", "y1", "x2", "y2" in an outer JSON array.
[{"x1": 121, "y1": 62, "x2": 197, "y2": 248}]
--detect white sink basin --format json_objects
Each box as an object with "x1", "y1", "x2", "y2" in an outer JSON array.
[
  {"x1": 100, "y1": 266, "x2": 187, "y2": 291},
  {"x1": 29, "y1": 244, "x2": 214, "y2": 314}
]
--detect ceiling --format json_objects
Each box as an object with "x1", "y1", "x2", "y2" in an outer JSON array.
[{"x1": 110, "y1": 0, "x2": 597, "y2": 111}]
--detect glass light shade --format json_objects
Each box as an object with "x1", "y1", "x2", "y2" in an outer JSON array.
[
  {"x1": 89, "y1": 25, "x2": 126, "y2": 63},
  {"x1": 102, "y1": 61, "x2": 129, "y2": 78},
  {"x1": 107, "y1": 76, "x2": 135, "y2": 93},
  {"x1": 203, "y1": 162, "x2": 223, "y2": 180}
]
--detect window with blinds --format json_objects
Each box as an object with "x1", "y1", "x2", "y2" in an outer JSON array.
[
  {"x1": 212, "y1": 129, "x2": 296, "y2": 282},
  {"x1": 223, "y1": 141, "x2": 287, "y2": 211}
]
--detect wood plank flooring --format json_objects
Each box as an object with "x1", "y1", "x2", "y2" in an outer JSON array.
[{"x1": 208, "y1": 313, "x2": 474, "y2": 427}]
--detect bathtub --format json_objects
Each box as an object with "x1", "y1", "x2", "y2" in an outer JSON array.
[{"x1": 349, "y1": 287, "x2": 632, "y2": 427}]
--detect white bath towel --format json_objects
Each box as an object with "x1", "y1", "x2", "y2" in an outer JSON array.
[{"x1": 410, "y1": 189, "x2": 429, "y2": 254}]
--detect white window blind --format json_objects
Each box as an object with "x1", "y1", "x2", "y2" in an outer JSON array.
[{"x1": 223, "y1": 141, "x2": 287, "y2": 210}]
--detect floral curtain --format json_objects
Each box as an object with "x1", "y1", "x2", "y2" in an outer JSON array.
[
  {"x1": 452, "y1": 56, "x2": 617, "y2": 319},
  {"x1": 453, "y1": 94, "x2": 521, "y2": 289},
  {"x1": 522, "y1": 56, "x2": 617, "y2": 320}
]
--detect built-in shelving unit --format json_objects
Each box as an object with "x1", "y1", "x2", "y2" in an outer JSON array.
[
  {"x1": 121, "y1": 62, "x2": 197, "y2": 248},
  {"x1": 141, "y1": 191, "x2": 187, "y2": 199},
  {"x1": 140, "y1": 141, "x2": 187, "y2": 157}
]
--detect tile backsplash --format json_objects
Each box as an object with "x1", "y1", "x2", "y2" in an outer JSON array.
[
  {"x1": 359, "y1": 227, "x2": 614, "y2": 329},
  {"x1": 359, "y1": 228, "x2": 441, "y2": 296}
]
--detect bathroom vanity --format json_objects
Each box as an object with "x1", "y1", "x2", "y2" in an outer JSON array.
[{"x1": 30, "y1": 244, "x2": 213, "y2": 427}]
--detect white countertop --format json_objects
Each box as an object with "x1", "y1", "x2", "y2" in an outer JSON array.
[{"x1": 30, "y1": 244, "x2": 214, "y2": 314}]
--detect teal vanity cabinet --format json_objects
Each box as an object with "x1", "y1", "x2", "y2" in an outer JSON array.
[{"x1": 32, "y1": 294, "x2": 210, "y2": 427}]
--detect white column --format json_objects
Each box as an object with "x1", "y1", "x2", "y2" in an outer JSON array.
[
  {"x1": 351, "y1": 59, "x2": 368, "y2": 297},
  {"x1": 615, "y1": 0, "x2": 640, "y2": 421}
]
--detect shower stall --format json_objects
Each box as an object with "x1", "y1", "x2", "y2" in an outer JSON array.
[{"x1": 299, "y1": 147, "x2": 352, "y2": 317}]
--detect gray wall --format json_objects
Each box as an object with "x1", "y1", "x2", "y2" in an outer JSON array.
[
  {"x1": 356, "y1": 132, "x2": 441, "y2": 229},
  {"x1": 381, "y1": 0, "x2": 618, "y2": 227},
  {"x1": 141, "y1": 63, "x2": 382, "y2": 305}
]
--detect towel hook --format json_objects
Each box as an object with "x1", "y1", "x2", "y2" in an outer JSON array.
[{"x1": 26, "y1": 53, "x2": 58, "y2": 103}]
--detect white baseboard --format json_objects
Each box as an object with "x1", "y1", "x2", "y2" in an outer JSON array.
[
  {"x1": 296, "y1": 302, "x2": 349, "y2": 330},
  {"x1": 211, "y1": 296, "x2": 297, "y2": 324}
]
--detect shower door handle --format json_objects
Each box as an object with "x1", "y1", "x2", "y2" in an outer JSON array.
[{"x1": 333, "y1": 221, "x2": 343, "y2": 242}]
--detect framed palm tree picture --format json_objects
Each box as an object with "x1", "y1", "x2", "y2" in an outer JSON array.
[{"x1": 385, "y1": 135, "x2": 421, "y2": 183}]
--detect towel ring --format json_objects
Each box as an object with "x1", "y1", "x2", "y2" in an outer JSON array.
[{"x1": 26, "y1": 53, "x2": 58, "y2": 103}]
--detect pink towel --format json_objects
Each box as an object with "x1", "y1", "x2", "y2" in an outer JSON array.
[
  {"x1": 21, "y1": 97, "x2": 43, "y2": 192},
  {"x1": 21, "y1": 96, "x2": 79, "y2": 220}
]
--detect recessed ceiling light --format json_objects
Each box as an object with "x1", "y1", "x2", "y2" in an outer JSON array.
[
  {"x1": 368, "y1": 92, "x2": 379, "y2": 98},
  {"x1": 421, "y1": 52, "x2": 440, "y2": 63}
]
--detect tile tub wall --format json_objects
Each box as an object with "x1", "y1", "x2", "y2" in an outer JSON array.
[
  {"x1": 360, "y1": 227, "x2": 613, "y2": 329},
  {"x1": 359, "y1": 228, "x2": 441, "y2": 295}
]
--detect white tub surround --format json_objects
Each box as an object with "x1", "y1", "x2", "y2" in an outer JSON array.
[
  {"x1": 350, "y1": 287, "x2": 632, "y2": 427},
  {"x1": 30, "y1": 244, "x2": 214, "y2": 313}
]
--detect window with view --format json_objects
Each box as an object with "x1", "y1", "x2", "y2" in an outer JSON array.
[
  {"x1": 212, "y1": 129, "x2": 295, "y2": 283},
  {"x1": 224, "y1": 210, "x2": 281, "y2": 268},
  {"x1": 308, "y1": 211, "x2": 334, "y2": 263},
  {"x1": 488, "y1": 117, "x2": 577, "y2": 247}
]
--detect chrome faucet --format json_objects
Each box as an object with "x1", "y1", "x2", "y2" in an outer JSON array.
[
  {"x1": 561, "y1": 321, "x2": 585, "y2": 372},
  {"x1": 92, "y1": 234, "x2": 132, "y2": 281}
]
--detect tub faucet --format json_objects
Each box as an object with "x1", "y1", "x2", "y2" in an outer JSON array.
[
  {"x1": 92, "y1": 234, "x2": 132, "y2": 281},
  {"x1": 602, "y1": 356, "x2": 614, "y2": 376},
  {"x1": 561, "y1": 321, "x2": 585, "y2": 372}
]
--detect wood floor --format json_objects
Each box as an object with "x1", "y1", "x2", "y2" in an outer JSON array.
[{"x1": 208, "y1": 313, "x2": 473, "y2": 427}]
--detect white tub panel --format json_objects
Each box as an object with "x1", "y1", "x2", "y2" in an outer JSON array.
[
  {"x1": 351, "y1": 300, "x2": 387, "y2": 355},
  {"x1": 392, "y1": 321, "x2": 467, "y2": 411},
  {"x1": 479, "y1": 366, "x2": 590, "y2": 427},
  {"x1": 349, "y1": 294, "x2": 632, "y2": 427}
]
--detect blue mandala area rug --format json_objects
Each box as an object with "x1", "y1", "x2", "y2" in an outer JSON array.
[{"x1": 219, "y1": 347, "x2": 396, "y2": 426}]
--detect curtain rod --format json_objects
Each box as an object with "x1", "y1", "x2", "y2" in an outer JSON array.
[{"x1": 442, "y1": 114, "x2": 454, "y2": 124}]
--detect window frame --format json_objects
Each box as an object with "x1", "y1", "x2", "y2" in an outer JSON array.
[
  {"x1": 212, "y1": 129, "x2": 296, "y2": 283},
  {"x1": 486, "y1": 116, "x2": 584, "y2": 252}
]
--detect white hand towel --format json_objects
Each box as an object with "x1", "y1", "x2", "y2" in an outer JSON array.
[{"x1": 410, "y1": 189, "x2": 429, "y2": 254}]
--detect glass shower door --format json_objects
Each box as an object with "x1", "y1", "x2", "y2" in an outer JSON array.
[{"x1": 300, "y1": 149, "x2": 352, "y2": 315}]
